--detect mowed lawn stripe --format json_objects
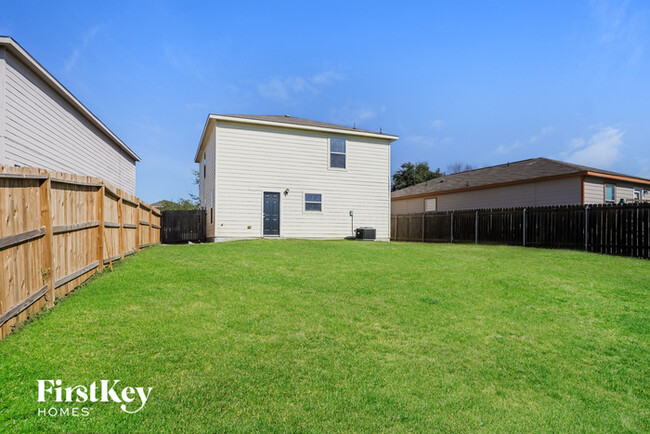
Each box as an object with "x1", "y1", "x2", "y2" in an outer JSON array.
[{"x1": 0, "y1": 240, "x2": 648, "y2": 432}]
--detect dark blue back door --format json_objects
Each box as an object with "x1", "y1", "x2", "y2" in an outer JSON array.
[{"x1": 263, "y1": 192, "x2": 280, "y2": 236}]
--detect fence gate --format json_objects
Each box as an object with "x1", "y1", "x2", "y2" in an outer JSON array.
[{"x1": 161, "y1": 210, "x2": 206, "y2": 244}]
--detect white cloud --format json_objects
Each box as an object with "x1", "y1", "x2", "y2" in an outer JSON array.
[
  {"x1": 495, "y1": 126, "x2": 554, "y2": 153},
  {"x1": 64, "y1": 25, "x2": 105, "y2": 73},
  {"x1": 563, "y1": 126, "x2": 624, "y2": 168},
  {"x1": 496, "y1": 141, "x2": 522, "y2": 154},
  {"x1": 310, "y1": 70, "x2": 345, "y2": 85},
  {"x1": 257, "y1": 76, "x2": 316, "y2": 102},
  {"x1": 590, "y1": 0, "x2": 645, "y2": 64},
  {"x1": 430, "y1": 120, "x2": 446, "y2": 130},
  {"x1": 327, "y1": 103, "x2": 385, "y2": 127},
  {"x1": 257, "y1": 70, "x2": 345, "y2": 103}
]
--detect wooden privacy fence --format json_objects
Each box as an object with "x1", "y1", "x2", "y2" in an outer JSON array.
[
  {"x1": 391, "y1": 203, "x2": 650, "y2": 259},
  {"x1": 0, "y1": 164, "x2": 161, "y2": 339},
  {"x1": 161, "y1": 209, "x2": 206, "y2": 244}
]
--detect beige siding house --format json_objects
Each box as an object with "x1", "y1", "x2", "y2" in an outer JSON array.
[
  {"x1": 195, "y1": 115, "x2": 398, "y2": 241},
  {"x1": 0, "y1": 37, "x2": 139, "y2": 193},
  {"x1": 392, "y1": 158, "x2": 650, "y2": 214}
]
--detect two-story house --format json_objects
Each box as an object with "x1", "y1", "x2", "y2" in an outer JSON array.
[{"x1": 194, "y1": 114, "x2": 398, "y2": 242}]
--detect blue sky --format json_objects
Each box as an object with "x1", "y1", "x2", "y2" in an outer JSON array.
[{"x1": 1, "y1": 0, "x2": 649, "y2": 202}]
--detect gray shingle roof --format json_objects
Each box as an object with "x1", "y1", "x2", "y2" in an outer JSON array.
[
  {"x1": 215, "y1": 114, "x2": 396, "y2": 137},
  {"x1": 392, "y1": 157, "x2": 650, "y2": 199}
]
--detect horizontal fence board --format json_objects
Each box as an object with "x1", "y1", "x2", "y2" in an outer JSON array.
[
  {"x1": 123, "y1": 223, "x2": 137, "y2": 229},
  {"x1": 0, "y1": 226, "x2": 45, "y2": 250},
  {"x1": 103, "y1": 254, "x2": 122, "y2": 265},
  {"x1": 51, "y1": 178, "x2": 102, "y2": 188},
  {"x1": 0, "y1": 285, "x2": 48, "y2": 327},
  {"x1": 392, "y1": 203, "x2": 650, "y2": 260},
  {"x1": 52, "y1": 221, "x2": 99, "y2": 235},
  {"x1": 0, "y1": 173, "x2": 48, "y2": 181},
  {"x1": 54, "y1": 261, "x2": 100, "y2": 288},
  {"x1": 103, "y1": 221, "x2": 120, "y2": 228}
]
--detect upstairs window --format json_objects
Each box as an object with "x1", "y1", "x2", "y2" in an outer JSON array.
[
  {"x1": 605, "y1": 184, "x2": 615, "y2": 204},
  {"x1": 203, "y1": 154, "x2": 207, "y2": 178},
  {"x1": 305, "y1": 193, "x2": 322, "y2": 212},
  {"x1": 329, "y1": 138, "x2": 346, "y2": 169}
]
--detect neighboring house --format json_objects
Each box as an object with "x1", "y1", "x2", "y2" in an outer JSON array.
[
  {"x1": 195, "y1": 114, "x2": 398, "y2": 241},
  {"x1": 392, "y1": 157, "x2": 650, "y2": 214},
  {"x1": 0, "y1": 37, "x2": 139, "y2": 193}
]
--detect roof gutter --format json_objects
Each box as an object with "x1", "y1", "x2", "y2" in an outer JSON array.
[{"x1": 0, "y1": 36, "x2": 141, "y2": 162}]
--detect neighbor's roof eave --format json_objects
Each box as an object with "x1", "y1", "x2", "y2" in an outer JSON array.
[{"x1": 0, "y1": 36, "x2": 141, "y2": 162}]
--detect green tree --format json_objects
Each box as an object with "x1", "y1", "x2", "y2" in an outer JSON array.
[{"x1": 392, "y1": 162, "x2": 443, "y2": 191}]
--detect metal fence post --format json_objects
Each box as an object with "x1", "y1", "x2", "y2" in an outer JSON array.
[
  {"x1": 584, "y1": 205, "x2": 589, "y2": 251},
  {"x1": 523, "y1": 208, "x2": 527, "y2": 247},
  {"x1": 475, "y1": 210, "x2": 479, "y2": 244},
  {"x1": 450, "y1": 211, "x2": 454, "y2": 243}
]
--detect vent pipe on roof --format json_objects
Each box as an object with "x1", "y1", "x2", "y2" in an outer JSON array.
[{"x1": 284, "y1": 114, "x2": 291, "y2": 117}]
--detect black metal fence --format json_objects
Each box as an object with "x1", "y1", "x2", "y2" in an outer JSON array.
[
  {"x1": 161, "y1": 210, "x2": 206, "y2": 244},
  {"x1": 391, "y1": 203, "x2": 650, "y2": 259}
]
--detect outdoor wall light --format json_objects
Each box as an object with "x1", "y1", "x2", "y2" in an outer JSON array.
[{"x1": 284, "y1": 189, "x2": 290, "y2": 196}]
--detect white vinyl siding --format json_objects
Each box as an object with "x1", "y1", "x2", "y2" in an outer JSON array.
[
  {"x1": 199, "y1": 128, "x2": 216, "y2": 239},
  {"x1": 212, "y1": 121, "x2": 391, "y2": 241},
  {"x1": 0, "y1": 49, "x2": 136, "y2": 193},
  {"x1": 392, "y1": 177, "x2": 582, "y2": 214}
]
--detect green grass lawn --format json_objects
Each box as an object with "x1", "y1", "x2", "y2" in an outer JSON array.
[{"x1": 1, "y1": 240, "x2": 649, "y2": 432}]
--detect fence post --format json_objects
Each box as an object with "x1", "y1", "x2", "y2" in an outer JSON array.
[
  {"x1": 97, "y1": 184, "x2": 105, "y2": 272},
  {"x1": 450, "y1": 211, "x2": 454, "y2": 243},
  {"x1": 584, "y1": 205, "x2": 589, "y2": 251},
  {"x1": 394, "y1": 215, "x2": 398, "y2": 242},
  {"x1": 523, "y1": 208, "x2": 527, "y2": 247},
  {"x1": 149, "y1": 208, "x2": 153, "y2": 246},
  {"x1": 136, "y1": 202, "x2": 141, "y2": 252},
  {"x1": 475, "y1": 210, "x2": 479, "y2": 244},
  {"x1": 39, "y1": 175, "x2": 55, "y2": 307},
  {"x1": 117, "y1": 196, "x2": 124, "y2": 258},
  {"x1": 421, "y1": 212, "x2": 425, "y2": 242}
]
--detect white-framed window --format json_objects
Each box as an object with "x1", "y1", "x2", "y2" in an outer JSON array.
[
  {"x1": 305, "y1": 193, "x2": 322, "y2": 212},
  {"x1": 633, "y1": 188, "x2": 643, "y2": 200},
  {"x1": 424, "y1": 198, "x2": 437, "y2": 212},
  {"x1": 604, "y1": 184, "x2": 615, "y2": 204},
  {"x1": 329, "y1": 138, "x2": 346, "y2": 169},
  {"x1": 203, "y1": 153, "x2": 207, "y2": 178}
]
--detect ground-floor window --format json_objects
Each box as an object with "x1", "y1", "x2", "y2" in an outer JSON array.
[
  {"x1": 425, "y1": 198, "x2": 437, "y2": 212},
  {"x1": 305, "y1": 193, "x2": 322, "y2": 211}
]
